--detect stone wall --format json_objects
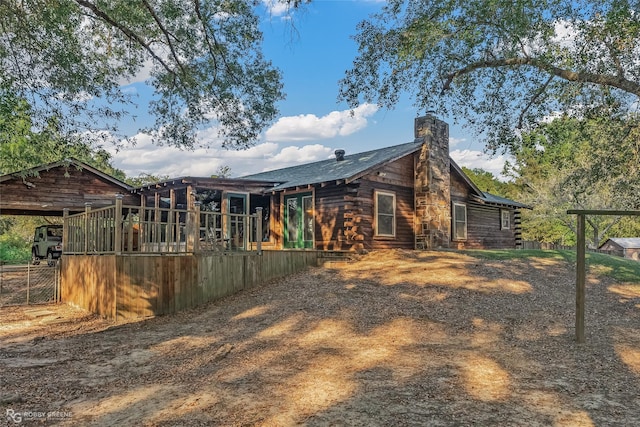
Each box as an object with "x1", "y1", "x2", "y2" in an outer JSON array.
[{"x1": 414, "y1": 115, "x2": 451, "y2": 249}]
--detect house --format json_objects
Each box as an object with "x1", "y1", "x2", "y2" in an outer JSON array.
[
  {"x1": 240, "y1": 115, "x2": 530, "y2": 251},
  {"x1": 1, "y1": 116, "x2": 528, "y2": 253},
  {"x1": 137, "y1": 115, "x2": 529, "y2": 252},
  {"x1": 599, "y1": 238, "x2": 640, "y2": 261},
  {"x1": 0, "y1": 117, "x2": 531, "y2": 319}
]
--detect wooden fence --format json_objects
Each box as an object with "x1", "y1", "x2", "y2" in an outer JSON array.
[
  {"x1": 520, "y1": 240, "x2": 575, "y2": 250},
  {"x1": 520, "y1": 240, "x2": 620, "y2": 256},
  {"x1": 61, "y1": 251, "x2": 321, "y2": 319},
  {"x1": 63, "y1": 196, "x2": 263, "y2": 255}
]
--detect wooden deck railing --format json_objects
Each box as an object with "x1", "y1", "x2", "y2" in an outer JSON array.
[{"x1": 63, "y1": 195, "x2": 263, "y2": 255}]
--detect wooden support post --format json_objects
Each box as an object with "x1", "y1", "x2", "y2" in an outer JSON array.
[
  {"x1": 63, "y1": 208, "x2": 69, "y2": 253},
  {"x1": 114, "y1": 194, "x2": 124, "y2": 254},
  {"x1": 126, "y1": 206, "x2": 134, "y2": 253},
  {"x1": 576, "y1": 213, "x2": 586, "y2": 344},
  {"x1": 84, "y1": 202, "x2": 92, "y2": 254},
  {"x1": 187, "y1": 202, "x2": 201, "y2": 253},
  {"x1": 154, "y1": 192, "x2": 160, "y2": 249},
  {"x1": 139, "y1": 195, "x2": 147, "y2": 251},
  {"x1": 168, "y1": 188, "x2": 175, "y2": 252},
  {"x1": 256, "y1": 207, "x2": 263, "y2": 255}
]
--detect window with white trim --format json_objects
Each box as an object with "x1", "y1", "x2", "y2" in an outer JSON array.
[
  {"x1": 375, "y1": 190, "x2": 396, "y2": 237},
  {"x1": 452, "y1": 203, "x2": 467, "y2": 240},
  {"x1": 501, "y1": 209, "x2": 511, "y2": 230}
]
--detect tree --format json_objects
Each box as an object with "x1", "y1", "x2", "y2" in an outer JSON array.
[
  {"x1": 211, "y1": 165, "x2": 232, "y2": 178},
  {"x1": 0, "y1": 90, "x2": 125, "y2": 179},
  {"x1": 125, "y1": 173, "x2": 170, "y2": 188},
  {"x1": 0, "y1": 0, "x2": 298, "y2": 149},
  {"x1": 339, "y1": 0, "x2": 640, "y2": 152},
  {"x1": 460, "y1": 166, "x2": 516, "y2": 198},
  {"x1": 506, "y1": 115, "x2": 640, "y2": 246}
]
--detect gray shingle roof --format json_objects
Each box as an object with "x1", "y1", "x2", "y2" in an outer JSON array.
[
  {"x1": 480, "y1": 192, "x2": 531, "y2": 209},
  {"x1": 242, "y1": 142, "x2": 529, "y2": 209},
  {"x1": 242, "y1": 142, "x2": 421, "y2": 190},
  {"x1": 605, "y1": 238, "x2": 640, "y2": 249}
]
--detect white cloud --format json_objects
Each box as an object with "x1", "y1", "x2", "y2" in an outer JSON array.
[
  {"x1": 265, "y1": 104, "x2": 379, "y2": 142},
  {"x1": 262, "y1": 0, "x2": 290, "y2": 16},
  {"x1": 108, "y1": 129, "x2": 333, "y2": 180},
  {"x1": 449, "y1": 137, "x2": 466, "y2": 147},
  {"x1": 260, "y1": 144, "x2": 333, "y2": 172},
  {"x1": 108, "y1": 105, "x2": 379, "y2": 180},
  {"x1": 450, "y1": 149, "x2": 513, "y2": 181}
]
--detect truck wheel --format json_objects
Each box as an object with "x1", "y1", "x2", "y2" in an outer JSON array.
[
  {"x1": 31, "y1": 249, "x2": 40, "y2": 265},
  {"x1": 47, "y1": 252, "x2": 56, "y2": 267}
]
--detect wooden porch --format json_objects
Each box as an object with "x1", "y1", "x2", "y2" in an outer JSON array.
[
  {"x1": 61, "y1": 251, "x2": 321, "y2": 319},
  {"x1": 63, "y1": 194, "x2": 266, "y2": 255},
  {"x1": 60, "y1": 195, "x2": 323, "y2": 319}
]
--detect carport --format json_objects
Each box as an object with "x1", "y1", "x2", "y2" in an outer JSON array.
[
  {"x1": 0, "y1": 159, "x2": 138, "y2": 306},
  {"x1": 0, "y1": 158, "x2": 138, "y2": 216}
]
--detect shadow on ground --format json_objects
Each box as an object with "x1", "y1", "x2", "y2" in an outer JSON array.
[{"x1": 0, "y1": 249, "x2": 638, "y2": 426}]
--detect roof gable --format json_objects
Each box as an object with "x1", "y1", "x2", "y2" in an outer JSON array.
[
  {"x1": 0, "y1": 158, "x2": 133, "y2": 191},
  {"x1": 602, "y1": 237, "x2": 640, "y2": 249},
  {"x1": 450, "y1": 159, "x2": 531, "y2": 209}
]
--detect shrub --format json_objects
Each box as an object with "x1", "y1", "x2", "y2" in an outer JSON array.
[{"x1": 0, "y1": 233, "x2": 31, "y2": 263}]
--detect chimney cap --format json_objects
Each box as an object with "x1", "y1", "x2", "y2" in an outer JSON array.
[{"x1": 334, "y1": 149, "x2": 346, "y2": 161}]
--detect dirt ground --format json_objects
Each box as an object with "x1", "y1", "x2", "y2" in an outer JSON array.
[{"x1": 0, "y1": 250, "x2": 639, "y2": 426}]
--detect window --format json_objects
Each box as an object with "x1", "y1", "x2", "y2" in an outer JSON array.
[
  {"x1": 452, "y1": 203, "x2": 467, "y2": 240},
  {"x1": 501, "y1": 209, "x2": 510, "y2": 230},
  {"x1": 375, "y1": 190, "x2": 396, "y2": 237}
]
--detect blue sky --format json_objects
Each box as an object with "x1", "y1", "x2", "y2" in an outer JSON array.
[{"x1": 106, "y1": 0, "x2": 511, "y2": 181}]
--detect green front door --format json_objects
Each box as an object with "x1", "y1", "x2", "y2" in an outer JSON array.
[{"x1": 284, "y1": 193, "x2": 314, "y2": 248}]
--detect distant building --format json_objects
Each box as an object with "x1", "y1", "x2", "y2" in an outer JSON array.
[{"x1": 599, "y1": 238, "x2": 640, "y2": 261}]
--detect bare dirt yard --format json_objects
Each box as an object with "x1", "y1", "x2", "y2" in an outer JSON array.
[{"x1": 1, "y1": 250, "x2": 639, "y2": 426}]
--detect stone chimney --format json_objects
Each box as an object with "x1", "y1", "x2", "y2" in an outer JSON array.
[
  {"x1": 334, "y1": 149, "x2": 345, "y2": 161},
  {"x1": 414, "y1": 114, "x2": 451, "y2": 249}
]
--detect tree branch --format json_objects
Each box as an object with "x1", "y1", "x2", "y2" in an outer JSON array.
[
  {"x1": 140, "y1": 0, "x2": 187, "y2": 78},
  {"x1": 599, "y1": 216, "x2": 622, "y2": 240},
  {"x1": 517, "y1": 75, "x2": 553, "y2": 128},
  {"x1": 193, "y1": 0, "x2": 220, "y2": 76},
  {"x1": 74, "y1": 0, "x2": 176, "y2": 79},
  {"x1": 441, "y1": 57, "x2": 640, "y2": 97}
]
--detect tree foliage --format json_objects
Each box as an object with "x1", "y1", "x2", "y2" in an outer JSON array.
[
  {"x1": 0, "y1": 90, "x2": 125, "y2": 179},
  {"x1": 339, "y1": 0, "x2": 640, "y2": 152},
  {"x1": 0, "y1": 0, "x2": 294, "y2": 149},
  {"x1": 505, "y1": 115, "x2": 640, "y2": 246},
  {"x1": 460, "y1": 166, "x2": 515, "y2": 198}
]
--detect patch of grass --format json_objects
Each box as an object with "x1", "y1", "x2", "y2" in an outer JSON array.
[
  {"x1": 461, "y1": 249, "x2": 574, "y2": 261},
  {"x1": 0, "y1": 234, "x2": 31, "y2": 264},
  {"x1": 462, "y1": 249, "x2": 640, "y2": 283},
  {"x1": 586, "y1": 252, "x2": 640, "y2": 283}
]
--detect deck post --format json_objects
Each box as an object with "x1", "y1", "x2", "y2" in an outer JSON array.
[
  {"x1": 62, "y1": 208, "x2": 69, "y2": 253},
  {"x1": 154, "y1": 192, "x2": 160, "y2": 249},
  {"x1": 256, "y1": 207, "x2": 263, "y2": 255},
  {"x1": 114, "y1": 193, "x2": 124, "y2": 254},
  {"x1": 84, "y1": 202, "x2": 92, "y2": 254},
  {"x1": 187, "y1": 202, "x2": 201, "y2": 253},
  {"x1": 168, "y1": 188, "x2": 175, "y2": 252},
  {"x1": 576, "y1": 213, "x2": 586, "y2": 344}
]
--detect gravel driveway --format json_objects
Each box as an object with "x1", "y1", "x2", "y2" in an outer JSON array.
[{"x1": 1, "y1": 250, "x2": 638, "y2": 426}]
